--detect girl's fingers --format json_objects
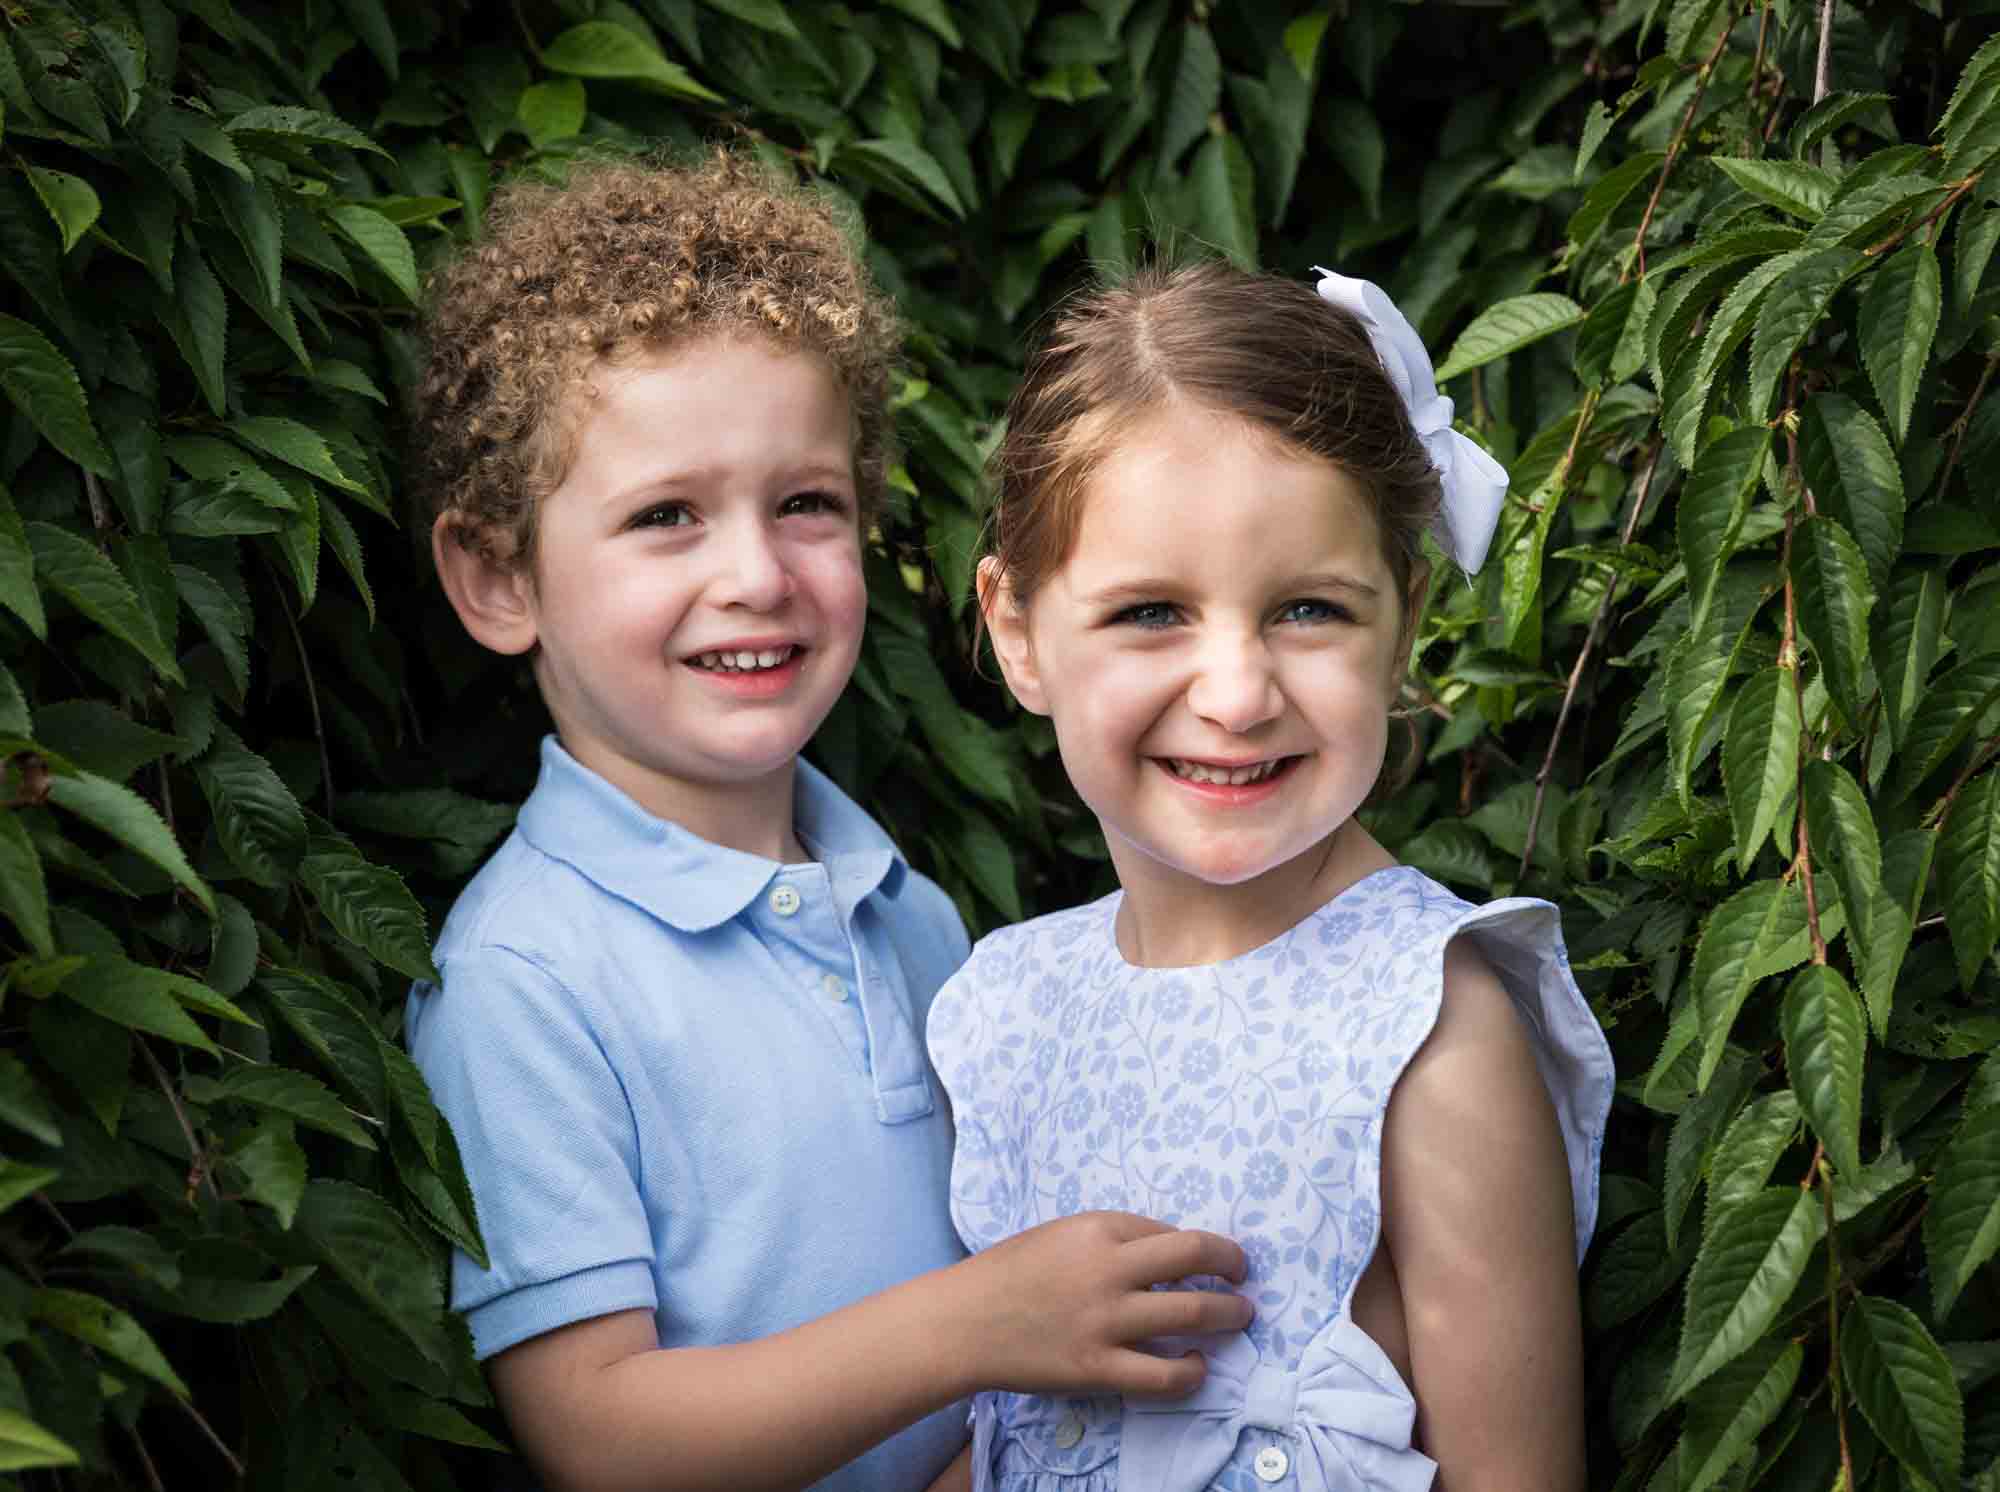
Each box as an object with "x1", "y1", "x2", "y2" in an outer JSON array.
[
  {"x1": 1120, "y1": 1283, "x2": 1254, "y2": 1341},
  {"x1": 1116, "y1": 1225, "x2": 1249, "y2": 1287},
  {"x1": 1108, "y1": 1347, "x2": 1210, "y2": 1400}
]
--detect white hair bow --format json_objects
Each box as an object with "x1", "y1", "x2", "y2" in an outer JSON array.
[{"x1": 1312, "y1": 268, "x2": 1510, "y2": 575}]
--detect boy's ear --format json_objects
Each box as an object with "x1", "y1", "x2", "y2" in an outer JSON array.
[
  {"x1": 432, "y1": 514, "x2": 539, "y2": 656},
  {"x1": 977, "y1": 557, "x2": 1049, "y2": 717}
]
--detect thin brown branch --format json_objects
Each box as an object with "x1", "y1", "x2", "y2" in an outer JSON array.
[
  {"x1": 1818, "y1": 1150, "x2": 1856, "y2": 1492},
  {"x1": 171, "y1": 1393, "x2": 246, "y2": 1481},
  {"x1": 127, "y1": 1426, "x2": 167, "y2": 1492},
  {"x1": 1813, "y1": 0, "x2": 1836, "y2": 106},
  {"x1": 266, "y1": 558, "x2": 335, "y2": 818},
  {"x1": 1518, "y1": 440, "x2": 1662, "y2": 877},
  {"x1": 1748, "y1": 0, "x2": 1773, "y2": 150},
  {"x1": 84, "y1": 471, "x2": 111, "y2": 532},
  {"x1": 1629, "y1": 8, "x2": 1744, "y2": 279},
  {"x1": 1941, "y1": 347, "x2": 2000, "y2": 494},
  {"x1": 138, "y1": 1040, "x2": 217, "y2": 1204},
  {"x1": 1780, "y1": 364, "x2": 1828, "y2": 966},
  {"x1": 1925, "y1": 731, "x2": 2000, "y2": 829}
]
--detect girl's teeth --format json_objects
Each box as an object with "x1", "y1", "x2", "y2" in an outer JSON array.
[
  {"x1": 697, "y1": 647, "x2": 793, "y2": 672},
  {"x1": 1171, "y1": 759, "x2": 1280, "y2": 785}
]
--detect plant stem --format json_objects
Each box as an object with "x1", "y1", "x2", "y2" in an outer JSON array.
[
  {"x1": 1630, "y1": 7, "x2": 1743, "y2": 279},
  {"x1": 1814, "y1": 0, "x2": 1836, "y2": 106},
  {"x1": 139, "y1": 1040, "x2": 216, "y2": 1204},
  {"x1": 1818, "y1": 1149, "x2": 1856, "y2": 1492},
  {"x1": 1941, "y1": 346, "x2": 2000, "y2": 494},
  {"x1": 1518, "y1": 439, "x2": 1661, "y2": 877}
]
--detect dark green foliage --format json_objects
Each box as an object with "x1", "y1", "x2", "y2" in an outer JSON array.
[{"x1": 0, "y1": 0, "x2": 1996, "y2": 1485}]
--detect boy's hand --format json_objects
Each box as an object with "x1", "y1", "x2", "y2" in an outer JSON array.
[{"x1": 956, "y1": 1211, "x2": 1252, "y2": 1400}]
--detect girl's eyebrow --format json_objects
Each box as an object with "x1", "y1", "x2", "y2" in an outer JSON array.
[
  {"x1": 1081, "y1": 572, "x2": 1382, "y2": 606},
  {"x1": 1292, "y1": 571, "x2": 1382, "y2": 599}
]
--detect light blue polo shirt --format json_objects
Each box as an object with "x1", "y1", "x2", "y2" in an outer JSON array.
[{"x1": 405, "y1": 737, "x2": 972, "y2": 1491}]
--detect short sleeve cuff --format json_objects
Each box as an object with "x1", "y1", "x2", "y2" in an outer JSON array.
[{"x1": 463, "y1": 1258, "x2": 658, "y2": 1360}]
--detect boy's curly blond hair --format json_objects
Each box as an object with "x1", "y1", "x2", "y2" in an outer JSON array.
[{"x1": 416, "y1": 148, "x2": 900, "y2": 565}]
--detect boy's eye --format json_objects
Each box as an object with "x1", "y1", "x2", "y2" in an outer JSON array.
[
  {"x1": 1114, "y1": 602, "x2": 1180, "y2": 630},
  {"x1": 630, "y1": 502, "x2": 693, "y2": 529},
  {"x1": 1278, "y1": 599, "x2": 1354, "y2": 625},
  {"x1": 780, "y1": 489, "x2": 848, "y2": 518}
]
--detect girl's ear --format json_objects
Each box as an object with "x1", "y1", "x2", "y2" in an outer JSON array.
[
  {"x1": 432, "y1": 514, "x2": 540, "y2": 657},
  {"x1": 977, "y1": 556, "x2": 1050, "y2": 716}
]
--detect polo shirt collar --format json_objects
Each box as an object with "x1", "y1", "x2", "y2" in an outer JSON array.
[{"x1": 516, "y1": 737, "x2": 902, "y2": 933}]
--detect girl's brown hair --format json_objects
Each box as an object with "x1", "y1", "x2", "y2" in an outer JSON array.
[
  {"x1": 416, "y1": 148, "x2": 900, "y2": 567},
  {"x1": 984, "y1": 259, "x2": 1444, "y2": 608}
]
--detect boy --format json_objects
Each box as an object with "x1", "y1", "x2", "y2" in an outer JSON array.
[{"x1": 406, "y1": 151, "x2": 1251, "y2": 1492}]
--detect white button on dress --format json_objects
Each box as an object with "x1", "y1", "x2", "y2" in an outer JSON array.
[
  {"x1": 821, "y1": 972, "x2": 849, "y2": 1002},
  {"x1": 1052, "y1": 1415, "x2": 1085, "y2": 1450},
  {"x1": 1253, "y1": 1446, "x2": 1290, "y2": 1482},
  {"x1": 768, "y1": 885, "x2": 801, "y2": 917}
]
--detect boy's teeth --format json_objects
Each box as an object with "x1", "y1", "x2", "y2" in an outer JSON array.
[
  {"x1": 1170, "y1": 759, "x2": 1281, "y2": 785},
  {"x1": 696, "y1": 647, "x2": 793, "y2": 672}
]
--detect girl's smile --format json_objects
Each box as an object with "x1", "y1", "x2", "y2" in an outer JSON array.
[{"x1": 985, "y1": 403, "x2": 1416, "y2": 965}]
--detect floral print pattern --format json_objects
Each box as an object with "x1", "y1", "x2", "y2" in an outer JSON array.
[{"x1": 928, "y1": 867, "x2": 1615, "y2": 1492}]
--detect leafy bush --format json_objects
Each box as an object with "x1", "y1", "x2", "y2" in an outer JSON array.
[{"x1": 0, "y1": 0, "x2": 1995, "y2": 1486}]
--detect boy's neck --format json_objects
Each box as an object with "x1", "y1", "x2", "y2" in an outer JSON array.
[
  {"x1": 1108, "y1": 819, "x2": 1394, "y2": 968},
  {"x1": 564, "y1": 740, "x2": 812, "y2": 864}
]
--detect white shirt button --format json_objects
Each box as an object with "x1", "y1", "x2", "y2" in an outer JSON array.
[
  {"x1": 821, "y1": 972, "x2": 849, "y2": 1002},
  {"x1": 1254, "y1": 1446, "x2": 1290, "y2": 1482},
  {"x1": 1053, "y1": 1414, "x2": 1085, "y2": 1450},
  {"x1": 768, "y1": 885, "x2": 800, "y2": 917}
]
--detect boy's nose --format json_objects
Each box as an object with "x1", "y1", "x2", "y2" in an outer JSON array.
[
  {"x1": 715, "y1": 521, "x2": 797, "y2": 610},
  {"x1": 1185, "y1": 634, "x2": 1283, "y2": 735}
]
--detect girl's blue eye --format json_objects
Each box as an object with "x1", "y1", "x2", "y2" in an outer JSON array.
[
  {"x1": 1116, "y1": 602, "x2": 1179, "y2": 629},
  {"x1": 1279, "y1": 599, "x2": 1352, "y2": 625},
  {"x1": 781, "y1": 490, "x2": 847, "y2": 518}
]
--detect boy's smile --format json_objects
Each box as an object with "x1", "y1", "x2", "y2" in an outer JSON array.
[
  {"x1": 986, "y1": 404, "x2": 1414, "y2": 963},
  {"x1": 506, "y1": 335, "x2": 866, "y2": 856}
]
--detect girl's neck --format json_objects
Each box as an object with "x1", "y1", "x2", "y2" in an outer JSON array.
[{"x1": 1109, "y1": 819, "x2": 1395, "y2": 968}]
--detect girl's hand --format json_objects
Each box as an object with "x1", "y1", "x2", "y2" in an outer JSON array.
[{"x1": 956, "y1": 1210, "x2": 1252, "y2": 1400}]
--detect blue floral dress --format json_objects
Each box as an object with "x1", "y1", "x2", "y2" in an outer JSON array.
[{"x1": 926, "y1": 866, "x2": 1614, "y2": 1492}]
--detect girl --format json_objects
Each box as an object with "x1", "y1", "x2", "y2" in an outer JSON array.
[{"x1": 927, "y1": 261, "x2": 1614, "y2": 1492}]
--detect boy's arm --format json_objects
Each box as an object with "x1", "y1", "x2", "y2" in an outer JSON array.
[
  {"x1": 1380, "y1": 939, "x2": 1585, "y2": 1492},
  {"x1": 490, "y1": 1212, "x2": 1250, "y2": 1492},
  {"x1": 920, "y1": 1444, "x2": 973, "y2": 1492}
]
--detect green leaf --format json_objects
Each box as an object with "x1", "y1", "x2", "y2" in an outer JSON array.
[
  {"x1": 25, "y1": 522, "x2": 180, "y2": 682},
  {"x1": 379, "y1": 1395, "x2": 507, "y2": 1453},
  {"x1": 1664, "y1": 1047, "x2": 1758, "y2": 1249},
  {"x1": 881, "y1": 0, "x2": 963, "y2": 47},
  {"x1": 0, "y1": 483, "x2": 45, "y2": 638},
  {"x1": 257, "y1": 969, "x2": 389, "y2": 1116},
  {"x1": 173, "y1": 562, "x2": 249, "y2": 698},
  {"x1": 25, "y1": 166, "x2": 99, "y2": 254},
  {"x1": 228, "y1": 1121, "x2": 307, "y2": 1228},
  {"x1": 1890, "y1": 655, "x2": 2000, "y2": 803},
  {"x1": 295, "y1": 1179, "x2": 445, "y2": 1356},
  {"x1": 1319, "y1": 97, "x2": 1384, "y2": 221},
  {"x1": 1680, "y1": 1338, "x2": 1804, "y2": 1492},
  {"x1": 516, "y1": 78, "x2": 586, "y2": 148},
  {"x1": 192, "y1": 728, "x2": 307, "y2": 888},
  {"x1": 1709, "y1": 1090, "x2": 1801, "y2": 1213},
  {"x1": 45, "y1": 770, "x2": 213, "y2": 916},
  {"x1": 541, "y1": 22, "x2": 723, "y2": 102},
  {"x1": 187, "y1": 1064, "x2": 375, "y2": 1149},
  {"x1": 1190, "y1": 132, "x2": 1256, "y2": 269},
  {"x1": 1723, "y1": 667, "x2": 1800, "y2": 870},
  {"x1": 228, "y1": 416, "x2": 366, "y2": 496},
  {"x1": 1801, "y1": 395, "x2": 1904, "y2": 595},
  {"x1": 1282, "y1": 10, "x2": 1329, "y2": 80},
  {"x1": 0, "y1": 1158, "x2": 60, "y2": 1214},
  {"x1": 836, "y1": 139, "x2": 966, "y2": 219},
  {"x1": 0, "y1": 1051, "x2": 63, "y2": 1146},
  {"x1": 0, "y1": 812, "x2": 53, "y2": 958},
  {"x1": 1709, "y1": 158, "x2": 1837, "y2": 221},
  {"x1": 0, "y1": 1407, "x2": 80, "y2": 1470},
  {"x1": 156, "y1": 236, "x2": 228, "y2": 417},
  {"x1": 336, "y1": 0, "x2": 401, "y2": 79},
  {"x1": 1744, "y1": 247, "x2": 1865, "y2": 422},
  {"x1": 1857, "y1": 243, "x2": 1942, "y2": 444},
  {"x1": 1803, "y1": 759, "x2": 1910, "y2": 1036},
  {"x1": 1781, "y1": 964, "x2": 1866, "y2": 1178},
  {"x1": 1157, "y1": 21, "x2": 1220, "y2": 172},
  {"x1": 1668, "y1": 1186, "x2": 1822, "y2": 1401},
  {"x1": 58, "y1": 957, "x2": 221, "y2": 1056},
  {"x1": 1942, "y1": 771, "x2": 2000, "y2": 988},
  {"x1": 1693, "y1": 878, "x2": 1803, "y2": 1089},
  {"x1": 1953, "y1": 204, "x2": 2000, "y2": 314},
  {"x1": 225, "y1": 104, "x2": 388, "y2": 157},
  {"x1": 1434, "y1": 293, "x2": 1585, "y2": 382},
  {"x1": 1840, "y1": 1296, "x2": 1964, "y2": 1491},
  {"x1": 1925, "y1": 1101, "x2": 2000, "y2": 1319},
  {"x1": 297, "y1": 833, "x2": 439, "y2": 984},
  {"x1": 1565, "y1": 151, "x2": 1663, "y2": 254},
  {"x1": 1665, "y1": 563, "x2": 1764, "y2": 805},
  {"x1": 1789, "y1": 90, "x2": 1896, "y2": 158},
  {"x1": 1678, "y1": 426, "x2": 1766, "y2": 638},
  {"x1": 327, "y1": 204, "x2": 419, "y2": 304},
  {"x1": 1665, "y1": 250, "x2": 1808, "y2": 465},
  {"x1": 0, "y1": 314, "x2": 112, "y2": 476},
  {"x1": 1790, "y1": 516, "x2": 1875, "y2": 730},
  {"x1": 31, "y1": 1287, "x2": 188, "y2": 1397}
]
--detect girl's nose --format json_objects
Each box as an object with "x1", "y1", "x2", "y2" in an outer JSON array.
[
  {"x1": 1185, "y1": 634, "x2": 1283, "y2": 735},
  {"x1": 716, "y1": 520, "x2": 797, "y2": 611}
]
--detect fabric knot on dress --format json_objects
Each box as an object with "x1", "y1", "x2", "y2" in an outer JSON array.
[{"x1": 1117, "y1": 1325, "x2": 1437, "y2": 1491}]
